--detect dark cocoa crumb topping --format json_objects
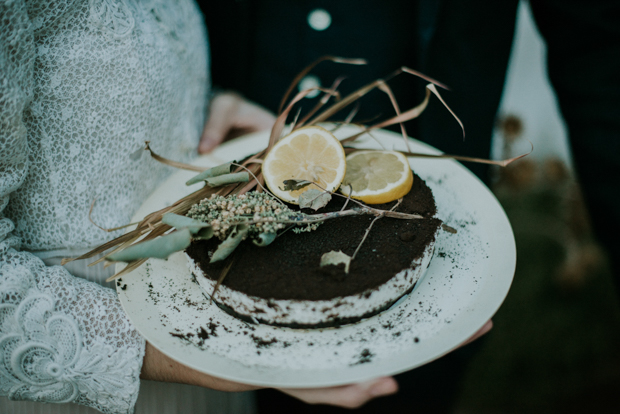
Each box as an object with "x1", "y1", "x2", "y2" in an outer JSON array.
[{"x1": 186, "y1": 173, "x2": 440, "y2": 301}]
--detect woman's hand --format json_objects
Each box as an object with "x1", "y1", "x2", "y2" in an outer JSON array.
[
  {"x1": 140, "y1": 342, "x2": 396, "y2": 407},
  {"x1": 199, "y1": 91, "x2": 275, "y2": 154},
  {"x1": 278, "y1": 320, "x2": 492, "y2": 407},
  {"x1": 278, "y1": 377, "x2": 399, "y2": 408},
  {"x1": 141, "y1": 319, "x2": 492, "y2": 408},
  {"x1": 460, "y1": 319, "x2": 493, "y2": 347}
]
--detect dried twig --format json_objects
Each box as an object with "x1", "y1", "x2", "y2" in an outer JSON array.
[
  {"x1": 231, "y1": 162, "x2": 283, "y2": 205},
  {"x1": 88, "y1": 197, "x2": 138, "y2": 232},
  {"x1": 144, "y1": 141, "x2": 204, "y2": 172},
  {"x1": 351, "y1": 198, "x2": 403, "y2": 260},
  {"x1": 340, "y1": 184, "x2": 352, "y2": 212},
  {"x1": 278, "y1": 56, "x2": 366, "y2": 114},
  {"x1": 211, "y1": 258, "x2": 235, "y2": 301}
]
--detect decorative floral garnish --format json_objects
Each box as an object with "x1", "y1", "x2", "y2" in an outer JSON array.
[
  {"x1": 70, "y1": 56, "x2": 530, "y2": 281},
  {"x1": 186, "y1": 192, "x2": 321, "y2": 241}
]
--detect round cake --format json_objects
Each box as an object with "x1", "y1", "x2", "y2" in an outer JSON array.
[{"x1": 185, "y1": 172, "x2": 441, "y2": 328}]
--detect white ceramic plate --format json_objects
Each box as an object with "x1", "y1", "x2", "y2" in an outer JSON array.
[{"x1": 116, "y1": 126, "x2": 516, "y2": 388}]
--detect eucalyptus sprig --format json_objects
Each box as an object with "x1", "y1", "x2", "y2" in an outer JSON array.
[{"x1": 102, "y1": 188, "x2": 420, "y2": 268}]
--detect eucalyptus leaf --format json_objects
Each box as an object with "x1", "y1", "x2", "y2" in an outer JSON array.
[
  {"x1": 280, "y1": 179, "x2": 312, "y2": 192},
  {"x1": 162, "y1": 213, "x2": 210, "y2": 234},
  {"x1": 299, "y1": 189, "x2": 332, "y2": 211},
  {"x1": 320, "y1": 250, "x2": 351, "y2": 274},
  {"x1": 185, "y1": 162, "x2": 234, "y2": 185},
  {"x1": 252, "y1": 232, "x2": 277, "y2": 247},
  {"x1": 204, "y1": 172, "x2": 249, "y2": 187},
  {"x1": 210, "y1": 224, "x2": 249, "y2": 263},
  {"x1": 194, "y1": 227, "x2": 214, "y2": 240},
  {"x1": 107, "y1": 228, "x2": 192, "y2": 262}
]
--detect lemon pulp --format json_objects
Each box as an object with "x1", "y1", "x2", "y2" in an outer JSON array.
[
  {"x1": 263, "y1": 126, "x2": 346, "y2": 204},
  {"x1": 340, "y1": 150, "x2": 413, "y2": 204}
]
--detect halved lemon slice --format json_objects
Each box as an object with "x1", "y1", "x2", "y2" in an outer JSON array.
[
  {"x1": 263, "y1": 126, "x2": 346, "y2": 204},
  {"x1": 340, "y1": 150, "x2": 413, "y2": 204}
]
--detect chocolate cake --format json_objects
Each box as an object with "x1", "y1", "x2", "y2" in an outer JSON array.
[{"x1": 185, "y1": 172, "x2": 441, "y2": 328}]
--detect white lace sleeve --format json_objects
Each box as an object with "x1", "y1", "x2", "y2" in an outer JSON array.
[{"x1": 0, "y1": 4, "x2": 146, "y2": 413}]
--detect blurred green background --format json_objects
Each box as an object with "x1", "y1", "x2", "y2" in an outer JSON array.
[{"x1": 453, "y1": 146, "x2": 620, "y2": 414}]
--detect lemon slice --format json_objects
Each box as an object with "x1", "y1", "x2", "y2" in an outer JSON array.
[
  {"x1": 263, "y1": 126, "x2": 346, "y2": 204},
  {"x1": 340, "y1": 150, "x2": 413, "y2": 204}
]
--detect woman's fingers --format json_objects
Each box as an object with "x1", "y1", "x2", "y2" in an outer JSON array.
[
  {"x1": 278, "y1": 376, "x2": 399, "y2": 409},
  {"x1": 199, "y1": 92, "x2": 275, "y2": 153},
  {"x1": 459, "y1": 319, "x2": 493, "y2": 348}
]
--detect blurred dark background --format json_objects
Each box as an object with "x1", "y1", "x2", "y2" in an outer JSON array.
[
  {"x1": 454, "y1": 124, "x2": 620, "y2": 413},
  {"x1": 454, "y1": 3, "x2": 620, "y2": 412}
]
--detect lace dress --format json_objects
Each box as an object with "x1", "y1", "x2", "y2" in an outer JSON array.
[{"x1": 1, "y1": 1, "x2": 254, "y2": 413}]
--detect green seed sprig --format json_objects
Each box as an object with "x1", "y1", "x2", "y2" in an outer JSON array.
[{"x1": 186, "y1": 192, "x2": 320, "y2": 241}]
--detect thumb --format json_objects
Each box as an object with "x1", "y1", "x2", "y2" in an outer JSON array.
[
  {"x1": 199, "y1": 114, "x2": 232, "y2": 154},
  {"x1": 199, "y1": 95, "x2": 238, "y2": 153}
]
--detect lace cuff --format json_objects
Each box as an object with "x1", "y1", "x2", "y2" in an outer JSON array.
[{"x1": 0, "y1": 250, "x2": 146, "y2": 414}]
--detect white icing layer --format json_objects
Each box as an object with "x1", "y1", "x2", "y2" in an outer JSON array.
[{"x1": 186, "y1": 236, "x2": 436, "y2": 328}]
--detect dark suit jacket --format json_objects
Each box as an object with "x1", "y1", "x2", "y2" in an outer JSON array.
[{"x1": 200, "y1": 0, "x2": 520, "y2": 180}]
